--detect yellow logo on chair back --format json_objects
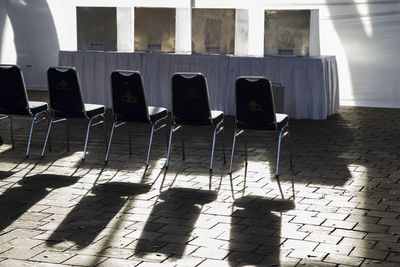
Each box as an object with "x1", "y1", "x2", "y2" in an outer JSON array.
[
  {"x1": 56, "y1": 80, "x2": 73, "y2": 91},
  {"x1": 248, "y1": 100, "x2": 264, "y2": 112},
  {"x1": 121, "y1": 91, "x2": 138, "y2": 103},
  {"x1": 183, "y1": 87, "x2": 200, "y2": 99}
]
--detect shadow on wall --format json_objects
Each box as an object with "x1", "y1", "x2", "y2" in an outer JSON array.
[
  {"x1": 0, "y1": 0, "x2": 59, "y2": 89},
  {"x1": 325, "y1": 1, "x2": 400, "y2": 106}
]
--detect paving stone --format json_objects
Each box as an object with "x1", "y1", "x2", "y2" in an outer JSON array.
[
  {"x1": 297, "y1": 259, "x2": 336, "y2": 266},
  {"x1": 135, "y1": 262, "x2": 175, "y2": 267},
  {"x1": 338, "y1": 237, "x2": 376, "y2": 249},
  {"x1": 0, "y1": 248, "x2": 44, "y2": 260},
  {"x1": 276, "y1": 257, "x2": 302, "y2": 266},
  {"x1": 349, "y1": 247, "x2": 389, "y2": 261},
  {"x1": 386, "y1": 252, "x2": 400, "y2": 263},
  {"x1": 0, "y1": 259, "x2": 71, "y2": 267},
  {"x1": 304, "y1": 232, "x2": 342, "y2": 244},
  {"x1": 322, "y1": 219, "x2": 357, "y2": 230},
  {"x1": 354, "y1": 222, "x2": 389, "y2": 233},
  {"x1": 132, "y1": 251, "x2": 171, "y2": 263},
  {"x1": 374, "y1": 241, "x2": 400, "y2": 252},
  {"x1": 30, "y1": 250, "x2": 75, "y2": 264},
  {"x1": 360, "y1": 260, "x2": 400, "y2": 267},
  {"x1": 281, "y1": 239, "x2": 319, "y2": 252},
  {"x1": 6, "y1": 237, "x2": 43, "y2": 249},
  {"x1": 100, "y1": 247, "x2": 135, "y2": 259},
  {"x1": 96, "y1": 258, "x2": 141, "y2": 267},
  {"x1": 1, "y1": 105, "x2": 400, "y2": 266},
  {"x1": 364, "y1": 233, "x2": 400, "y2": 243},
  {"x1": 331, "y1": 228, "x2": 367, "y2": 239},
  {"x1": 188, "y1": 237, "x2": 227, "y2": 249},
  {"x1": 196, "y1": 259, "x2": 230, "y2": 267},
  {"x1": 190, "y1": 247, "x2": 229, "y2": 260},
  {"x1": 63, "y1": 254, "x2": 108, "y2": 266},
  {"x1": 157, "y1": 243, "x2": 198, "y2": 256},
  {"x1": 163, "y1": 256, "x2": 204, "y2": 266},
  {"x1": 323, "y1": 253, "x2": 364, "y2": 266},
  {"x1": 290, "y1": 215, "x2": 325, "y2": 226},
  {"x1": 227, "y1": 251, "x2": 265, "y2": 265},
  {"x1": 314, "y1": 243, "x2": 353, "y2": 256},
  {"x1": 288, "y1": 249, "x2": 327, "y2": 261}
]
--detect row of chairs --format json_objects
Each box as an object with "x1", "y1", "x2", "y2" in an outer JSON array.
[{"x1": 0, "y1": 64, "x2": 292, "y2": 177}]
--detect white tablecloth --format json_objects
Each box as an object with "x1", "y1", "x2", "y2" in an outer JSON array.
[{"x1": 59, "y1": 51, "x2": 339, "y2": 119}]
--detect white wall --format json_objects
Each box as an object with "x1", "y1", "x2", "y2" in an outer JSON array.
[{"x1": 1, "y1": 0, "x2": 400, "y2": 109}]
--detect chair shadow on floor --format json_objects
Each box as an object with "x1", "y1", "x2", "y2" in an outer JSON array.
[
  {"x1": 0, "y1": 171, "x2": 13, "y2": 181},
  {"x1": 289, "y1": 114, "x2": 355, "y2": 187},
  {"x1": 134, "y1": 187, "x2": 218, "y2": 259},
  {"x1": 0, "y1": 173, "x2": 79, "y2": 233},
  {"x1": 228, "y1": 196, "x2": 295, "y2": 266},
  {"x1": 46, "y1": 182, "x2": 150, "y2": 248}
]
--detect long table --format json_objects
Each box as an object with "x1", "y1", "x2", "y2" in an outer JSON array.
[{"x1": 59, "y1": 51, "x2": 339, "y2": 119}]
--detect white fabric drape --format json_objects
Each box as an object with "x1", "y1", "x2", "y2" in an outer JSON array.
[{"x1": 59, "y1": 50, "x2": 339, "y2": 119}]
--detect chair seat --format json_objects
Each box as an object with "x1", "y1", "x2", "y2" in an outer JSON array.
[
  {"x1": 1, "y1": 101, "x2": 48, "y2": 116},
  {"x1": 237, "y1": 113, "x2": 289, "y2": 131},
  {"x1": 174, "y1": 110, "x2": 224, "y2": 126},
  {"x1": 211, "y1": 110, "x2": 224, "y2": 126},
  {"x1": 115, "y1": 106, "x2": 168, "y2": 123},
  {"x1": 85, "y1": 104, "x2": 106, "y2": 118},
  {"x1": 29, "y1": 101, "x2": 48, "y2": 115},
  {"x1": 148, "y1": 106, "x2": 168, "y2": 123},
  {"x1": 276, "y1": 113, "x2": 289, "y2": 129}
]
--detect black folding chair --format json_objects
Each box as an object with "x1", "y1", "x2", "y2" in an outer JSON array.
[
  {"x1": 105, "y1": 70, "x2": 168, "y2": 165},
  {"x1": 0, "y1": 64, "x2": 49, "y2": 157},
  {"x1": 229, "y1": 76, "x2": 293, "y2": 178},
  {"x1": 42, "y1": 67, "x2": 106, "y2": 160},
  {"x1": 166, "y1": 72, "x2": 225, "y2": 172}
]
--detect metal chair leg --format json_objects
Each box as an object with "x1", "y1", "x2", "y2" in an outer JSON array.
[
  {"x1": 9, "y1": 116, "x2": 14, "y2": 149},
  {"x1": 25, "y1": 115, "x2": 37, "y2": 157},
  {"x1": 105, "y1": 121, "x2": 117, "y2": 163},
  {"x1": 276, "y1": 176, "x2": 285, "y2": 199},
  {"x1": 229, "y1": 129, "x2": 238, "y2": 174},
  {"x1": 82, "y1": 118, "x2": 95, "y2": 160},
  {"x1": 288, "y1": 126, "x2": 293, "y2": 168},
  {"x1": 146, "y1": 124, "x2": 155, "y2": 166},
  {"x1": 181, "y1": 128, "x2": 185, "y2": 160},
  {"x1": 46, "y1": 112, "x2": 52, "y2": 152},
  {"x1": 276, "y1": 129, "x2": 283, "y2": 177},
  {"x1": 244, "y1": 130, "x2": 248, "y2": 166},
  {"x1": 165, "y1": 125, "x2": 174, "y2": 168},
  {"x1": 42, "y1": 118, "x2": 54, "y2": 157},
  {"x1": 210, "y1": 126, "x2": 218, "y2": 172},
  {"x1": 128, "y1": 125, "x2": 132, "y2": 155},
  {"x1": 66, "y1": 119, "x2": 70, "y2": 152},
  {"x1": 222, "y1": 124, "x2": 226, "y2": 163},
  {"x1": 103, "y1": 117, "x2": 107, "y2": 152}
]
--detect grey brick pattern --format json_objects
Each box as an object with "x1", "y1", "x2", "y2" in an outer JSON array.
[{"x1": 0, "y1": 93, "x2": 399, "y2": 266}]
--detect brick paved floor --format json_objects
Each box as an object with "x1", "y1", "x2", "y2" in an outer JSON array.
[{"x1": 0, "y1": 92, "x2": 399, "y2": 266}]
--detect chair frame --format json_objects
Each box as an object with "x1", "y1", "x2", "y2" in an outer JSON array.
[
  {"x1": 229, "y1": 76, "x2": 293, "y2": 177},
  {"x1": 165, "y1": 72, "x2": 225, "y2": 172},
  {"x1": 105, "y1": 70, "x2": 167, "y2": 165},
  {"x1": 0, "y1": 64, "x2": 50, "y2": 157},
  {"x1": 41, "y1": 67, "x2": 106, "y2": 160}
]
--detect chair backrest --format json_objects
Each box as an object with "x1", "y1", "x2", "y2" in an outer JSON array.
[
  {"x1": 235, "y1": 76, "x2": 277, "y2": 130},
  {"x1": 47, "y1": 67, "x2": 85, "y2": 117},
  {"x1": 111, "y1": 70, "x2": 149, "y2": 122},
  {"x1": 171, "y1": 72, "x2": 212, "y2": 125},
  {"x1": 0, "y1": 64, "x2": 31, "y2": 115}
]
